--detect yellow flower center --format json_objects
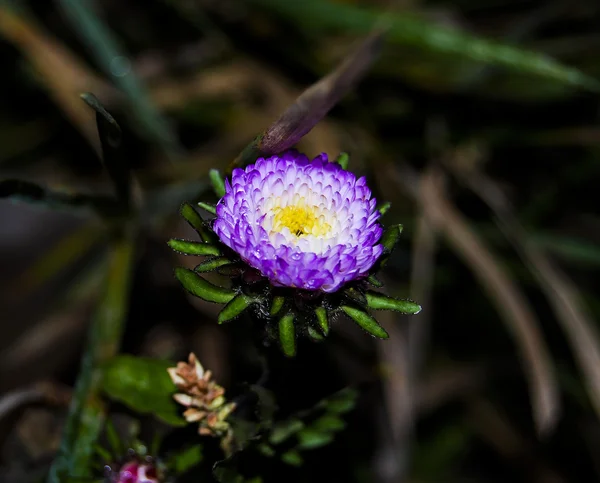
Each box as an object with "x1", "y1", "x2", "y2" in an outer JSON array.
[{"x1": 272, "y1": 202, "x2": 331, "y2": 238}]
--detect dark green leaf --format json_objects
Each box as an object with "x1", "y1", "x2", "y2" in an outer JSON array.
[
  {"x1": 341, "y1": 306, "x2": 388, "y2": 339},
  {"x1": 168, "y1": 444, "x2": 203, "y2": 475},
  {"x1": 297, "y1": 428, "x2": 335, "y2": 450},
  {"x1": 270, "y1": 296, "x2": 285, "y2": 316},
  {"x1": 380, "y1": 224, "x2": 403, "y2": 253},
  {"x1": 366, "y1": 274, "x2": 383, "y2": 288},
  {"x1": 307, "y1": 326, "x2": 324, "y2": 341},
  {"x1": 365, "y1": 291, "x2": 422, "y2": 314},
  {"x1": 101, "y1": 355, "x2": 185, "y2": 427},
  {"x1": 168, "y1": 239, "x2": 222, "y2": 256},
  {"x1": 0, "y1": 178, "x2": 117, "y2": 216},
  {"x1": 278, "y1": 314, "x2": 296, "y2": 357},
  {"x1": 319, "y1": 387, "x2": 359, "y2": 414},
  {"x1": 269, "y1": 419, "x2": 305, "y2": 445},
  {"x1": 81, "y1": 93, "x2": 130, "y2": 209},
  {"x1": 195, "y1": 257, "x2": 234, "y2": 273},
  {"x1": 281, "y1": 450, "x2": 303, "y2": 466},
  {"x1": 311, "y1": 415, "x2": 346, "y2": 433},
  {"x1": 180, "y1": 202, "x2": 217, "y2": 243},
  {"x1": 344, "y1": 287, "x2": 367, "y2": 305},
  {"x1": 175, "y1": 268, "x2": 236, "y2": 304},
  {"x1": 257, "y1": 443, "x2": 276, "y2": 457},
  {"x1": 198, "y1": 201, "x2": 217, "y2": 215},
  {"x1": 210, "y1": 169, "x2": 226, "y2": 198},
  {"x1": 250, "y1": 384, "x2": 277, "y2": 431},
  {"x1": 218, "y1": 294, "x2": 255, "y2": 324},
  {"x1": 314, "y1": 307, "x2": 329, "y2": 336}
]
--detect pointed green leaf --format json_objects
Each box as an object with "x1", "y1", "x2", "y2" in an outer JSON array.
[
  {"x1": 344, "y1": 287, "x2": 367, "y2": 305},
  {"x1": 365, "y1": 291, "x2": 422, "y2": 314},
  {"x1": 269, "y1": 419, "x2": 305, "y2": 445},
  {"x1": 195, "y1": 257, "x2": 233, "y2": 273},
  {"x1": 279, "y1": 314, "x2": 296, "y2": 357},
  {"x1": 168, "y1": 239, "x2": 222, "y2": 256},
  {"x1": 366, "y1": 274, "x2": 383, "y2": 288},
  {"x1": 307, "y1": 326, "x2": 325, "y2": 341},
  {"x1": 380, "y1": 224, "x2": 403, "y2": 253},
  {"x1": 297, "y1": 428, "x2": 335, "y2": 450},
  {"x1": 180, "y1": 203, "x2": 217, "y2": 243},
  {"x1": 257, "y1": 443, "x2": 276, "y2": 457},
  {"x1": 377, "y1": 201, "x2": 391, "y2": 216},
  {"x1": 81, "y1": 93, "x2": 130, "y2": 209},
  {"x1": 175, "y1": 268, "x2": 236, "y2": 304},
  {"x1": 341, "y1": 306, "x2": 388, "y2": 339},
  {"x1": 210, "y1": 169, "x2": 226, "y2": 198},
  {"x1": 315, "y1": 307, "x2": 329, "y2": 336},
  {"x1": 218, "y1": 294, "x2": 255, "y2": 324},
  {"x1": 281, "y1": 450, "x2": 303, "y2": 466},
  {"x1": 335, "y1": 152, "x2": 349, "y2": 170},
  {"x1": 198, "y1": 201, "x2": 217, "y2": 215},
  {"x1": 270, "y1": 296, "x2": 285, "y2": 316},
  {"x1": 101, "y1": 355, "x2": 185, "y2": 427}
]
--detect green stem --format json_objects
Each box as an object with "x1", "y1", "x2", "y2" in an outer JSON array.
[{"x1": 47, "y1": 232, "x2": 136, "y2": 483}]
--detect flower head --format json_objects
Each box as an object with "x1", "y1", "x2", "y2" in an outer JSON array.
[
  {"x1": 116, "y1": 461, "x2": 159, "y2": 483},
  {"x1": 213, "y1": 151, "x2": 383, "y2": 293},
  {"x1": 168, "y1": 353, "x2": 236, "y2": 437}
]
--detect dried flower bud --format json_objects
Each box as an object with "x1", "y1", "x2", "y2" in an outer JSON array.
[{"x1": 168, "y1": 353, "x2": 235, "y2": 437}]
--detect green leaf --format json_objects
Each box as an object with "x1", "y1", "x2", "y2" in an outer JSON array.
[
  {"x1": 307, "y1": 326, "x2": 324, "y2": 341},
  {"x1": 312, "y1": 415, "x2": 346, "y2": 433},
  {"x1": 297, "y1": 428, "x2": 335, "y2": 450},
  {"x1": 210, "y1": 169, "x2": 226, "y2": 198},
  {"x1": 168, "y1": 239, "x2": 222, "y2": 256},
  {"x1": 195, "y1": 257, "x2": 233, "y2": 273},
  {"x1": 218, "y1": 294, "x2": 255, "y2": 324},
  {"x1": 257, "y1": 443, "x2": 276, "y2": 457},
  {"x1": 314, "y1": 307, "x2": 329, "y2": 336},
  {"x1": 366, "y1": 274, "x2": 383, "y2": 288},
  {"x1": 341, "y1": 306, "x2": 388, "y2": 339},
  {"x1": 198, "y1": 201, "x2": 217, "y2": 215},
  {"x1": 377, "y1": 201, "x2": 391, "y2": 216},
  {"x1": 365, "y1": 291, "x2": 422, "y2": 314},
  {"x1": 344, "y1": 287, "x2": 367, "y2": 305},
  {"x1": 319, "y1": 387, "x2": 359, "y2": 414},
  {"x1": 248, "y1": 0, "x2": 599, "y2": 91},
  {"x1": 380, "y1": 224, "x2": 403, "y2": 253},
  {"x1": 281, "y1": 450, "x2": 303, "y2": 466},
  {"x1": 278, "y1": 314, "x2": 296, "y2": 357},
  {"x1": 101, "y1": 355, "x2": 185, "y2": 427},
  {"x1": 174, "y1": 268, "x2": 236, "y2": 304},
  {"x1": 81, "y1": 93, "x2": 130, "y2": 210},
  {"x1": 168, "y1": 444, "x2": 203, "y2": 475},
  {"x1": 270, "y1": 296, "x2": 285, "y2": 316},
  {"x1": 60, "y1": 2, "x2": 181, "y2": 158},
  {"x1": 0, "y1": 178, "x2": 117, "y2": 216},
  {"x1": 335, "y1": 152, "x2": 349, "y2": 170},
  {"x1": 180, "y1": 203, "x2": 217, "y2": 243},
  {"x1": 269, "y1": 419, "x2": 305, "y2": 445}
]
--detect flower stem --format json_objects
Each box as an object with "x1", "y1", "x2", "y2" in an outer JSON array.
[{"x1": 47, "y1": 232, "x2": 136, "y2": 483}]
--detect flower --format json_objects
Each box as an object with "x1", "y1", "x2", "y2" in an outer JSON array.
[
  {"x1": 213, "y1": 150, "x2": 383, "y2": 293},
  {"x1": 116, "y1": 461, "x2": 159, "y2": 483},
  {"x1": 168, "y1": 353, "x2": 236, "y2": 436}
]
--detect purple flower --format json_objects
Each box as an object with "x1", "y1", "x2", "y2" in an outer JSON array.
[
  {"x1": 117, "y1": 461, "x2": 159, "y2": 483},
  {"x1": 213, "y1": 151, "x2": 383, "y2": 293}
]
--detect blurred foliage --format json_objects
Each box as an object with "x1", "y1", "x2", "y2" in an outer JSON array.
[{"x1": 1, "y1": 0, "x2": 600, "y2": 482}]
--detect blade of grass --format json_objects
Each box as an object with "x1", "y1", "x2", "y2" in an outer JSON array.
[
  {"x1": 448, "y1": 151, "x2": 600, "y2": 425},
  {"x1": 391, "y1": 163, "x2": 559, "y2": 435},
  {"x1": 57, "y1": 0, "x2": 182, "y2": 159},
  {"x1": 47, "y1": 232, "x2": 136, "y2": 483},
  {"x1": 249, "y1": 0, "x2": 598, "y2": 91}
]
